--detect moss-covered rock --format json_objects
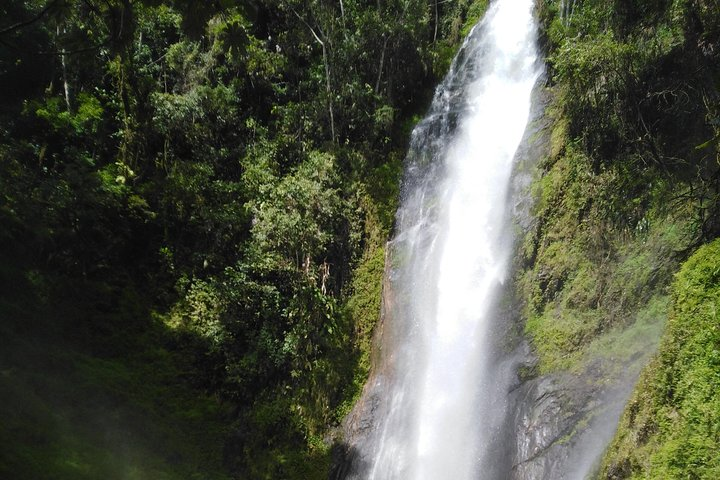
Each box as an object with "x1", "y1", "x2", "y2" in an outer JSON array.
[{"x1": 599, "y1": 239, "x2": 720, "y2": 479}]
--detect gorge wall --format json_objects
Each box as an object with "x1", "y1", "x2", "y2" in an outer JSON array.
[{"x1": 340, "y1": 1, "x2": 720, "y2": 479}]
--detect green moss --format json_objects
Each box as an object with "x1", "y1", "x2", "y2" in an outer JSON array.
[
  {"x1": 599, "y1": 239, "x2": 720, "y2": 479},
  {"x1": 548, "y1": 108, "x2": 570, "y2": 160},
  {"x1": 529, "y1": 0, "x2": 720, "y2": 475},
  {"x1": 527, "y1": 308, "x2": 601, "y2": 372},
  {"x1": 519, "y1": 92, "x2": 698, "y2": 377},
  {"x1": 336, "y1": 245, "x2": 386, "y2": 421},
  {"x1": 347, "y1": 246, "x2": 386, "y2": 374}
]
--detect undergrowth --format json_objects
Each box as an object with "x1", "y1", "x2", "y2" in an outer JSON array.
[{"x1": 0, "y1": 265, "x2": 232, "y2": 480}]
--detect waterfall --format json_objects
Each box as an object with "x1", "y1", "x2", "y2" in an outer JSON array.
[{"x1": 345, "y1": 1, "x2": 542, "y2": 479}]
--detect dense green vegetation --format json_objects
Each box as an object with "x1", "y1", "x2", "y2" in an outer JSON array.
[
  {"x1": 524, "y1": 0, "x2": 719, "y2": 376},
  {"x1": 600, "y1": 239, "x2": 720, "y2": 479},
  {"x1": 0, "y1": 0, "x2": 485, "y2": 477},
  {"x1": 2, "y1": 0, "x2": 719, "y2": 477},
  {"x1": 524, "y1": 0, "x2": 720, "y2": 477}
]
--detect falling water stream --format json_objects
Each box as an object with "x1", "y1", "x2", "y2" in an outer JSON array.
[{"x1": 357, "y1": 1, "x2": 541, "y2": 478}]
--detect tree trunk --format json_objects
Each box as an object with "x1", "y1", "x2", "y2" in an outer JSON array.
[
  {"x1": 292, "y1": 9, "x2": 337, "y2": 143},
  {"x1": 321, "y1": 41, "x2": 337, "y2": 143},
  {"x1": 57, "y1": 24, "x2": 72, "y2": 113},
  {"x1": 375, "y1": 35, "x2": 390, "y2": 94},
  {"x1": 434, "y1": 0, "x2": 438, "y2": 43}
]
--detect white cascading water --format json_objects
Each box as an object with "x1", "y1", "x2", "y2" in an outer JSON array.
[{"x1": 361, "y1": 1, "x2": 541, "y2": 478}]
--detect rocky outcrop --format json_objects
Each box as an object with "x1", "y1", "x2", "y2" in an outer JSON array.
[{"x1": 506, "y1": 354, "x2": 639, "y2": 480}]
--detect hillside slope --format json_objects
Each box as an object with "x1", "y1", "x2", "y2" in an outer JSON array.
[{"x1": 512, "y1": 0, "x2": 719, "y2": 477}]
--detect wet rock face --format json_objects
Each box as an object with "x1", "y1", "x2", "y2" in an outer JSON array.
[
  {"x1": 513, "y1": 376, "x2": 570, "y2": 478},
  {"x1": 340, "y1": 376, "x2": 384, "y2": 465},
  {"x1": 509, "y1": 372, "x2": 592, "y2": 480},
  {"x1": 505, "y1": 352, "x2": 639, "y2": 480},
  {"x1": 336, "y1": 339, "x2": 624, "y2": 480},
  {"x1": 499, "y1": 84, "x2": 624, "y2": 480}
]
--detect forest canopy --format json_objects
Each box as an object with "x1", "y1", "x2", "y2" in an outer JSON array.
[{"x1": 0, "y1": 0, "x2": 484, "y2": 477}]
